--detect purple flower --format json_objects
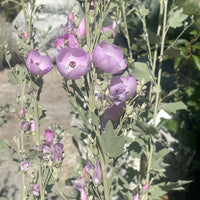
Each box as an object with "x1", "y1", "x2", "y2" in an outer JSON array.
[
  {"x1": 104, "y1": 103, "x2": 125, "y2": 121},
  {"x1": 32, "y1": 183, "x2": 40, "y2": 196},
  {"x1": 44, "y1": 129, "x2": 55, "y2": 145},
  {"x1": 59, "y1": 20, "x2": 75, "y2": 35},
  {"x1": 42, "y1": 145, "x2": 51, "y2": 154},
  {"x1": 42, "y1": 145, "x2": 52, "y2": 161},
  {"x1": 92, "y1": 40, "x2": 127, "y2": 74},
  {"x1": 54, "y1": 33, "x2": 80, "y2": 51},
  {"x1": 72, "y1": 178, "x2": 87, "y2": 200},
  {"x1": 56, "y1": 47, "x2": 90, "y2": 79},
  {"x1": 109, "y1": 74, "x2": 137, "y2": 105},
  {"x1": 100, "y1": 103, "x2": 125, "y2": 130},
  {"x1": 53, "y1": 143, "x2": 64, "y2": 163},
  {"x1": 19, "y1": 159, "x2": 31, "y2": 172},
  {"x1": 77, "y1": 17, "x2": 86, "y2": 38},
  {"x1": 26, "y1": 50, "x2": 52, "y2": 76},
  {"x1": 133, "y1": 193, "x2": 140, "y2": 200},
  {"x1": 92, "y1": 160, "x2": 102, "y2": 185},
  {"x1": 20, "y1": 120, "x2": 30, "y2": 131}
]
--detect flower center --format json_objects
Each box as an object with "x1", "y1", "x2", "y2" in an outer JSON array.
[{"x1": 69, "y1": 61, "x2": 76, "y2": 68}]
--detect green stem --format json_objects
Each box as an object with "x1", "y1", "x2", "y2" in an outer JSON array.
[
  {"x1": 145, "y1": 1, "x2": 168, "y2": 200},
  {"x1": 122, "y1": 1, "x2": 133, "y2": 61},
  {"x1": 99, "y1": 153, "x2": 109, "y2": 200},
  {"x1": 33, "y1": 90, "x2": 45, "y2": 200},
  {"x1": 85, "y1": 0, "x2": 91, "y2": 54},
  {"x1": 149, "y1": 0, "x2": 164, "y2": 101},
  {"x1": 153, "y1": 0, "x2": 168, "y2": 125}
]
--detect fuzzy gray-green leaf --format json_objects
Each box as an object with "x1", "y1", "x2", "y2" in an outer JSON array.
[{"x1": 100, "y1": 121, "x2": 124, "y2": 158}]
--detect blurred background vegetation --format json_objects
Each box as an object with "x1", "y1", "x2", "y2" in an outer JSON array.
[{"x1": 0, "y1": 0, "x2": 200, "y2": 199}]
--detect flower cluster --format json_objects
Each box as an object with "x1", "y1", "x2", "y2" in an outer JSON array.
[{"x1": 41, "y1": 129, "x2": 64, "y2": 164}]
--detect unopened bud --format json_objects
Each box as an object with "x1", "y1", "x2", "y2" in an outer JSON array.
[
  {"x1": 137, "y1": 85, "x2": 142, "y2": 93},
  {"x1": 144, "y1": 182, "x2": 150, "y2": 191},
  {"x1": 126, "y1": 105, "x2": 133, "y2": 115},
  {"x1": 141, "y1": 103, "x2": 146, "y2": 110}
]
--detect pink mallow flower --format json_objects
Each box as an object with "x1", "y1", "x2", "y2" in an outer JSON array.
[
  {"x1": 26, "y1": 50, "x2": 52, "y2": 76},
  {"x1": 72, "y1": 178, "x2": 87, "y2": 200},
  {"x1": 19, "y1": 159, "x2": 31, "y2": 172},
  {"x1": 54, "y1": 33, "x2": 79, "y2": 51},
  {"x1": 56, "y1": 47, "x2": 90, "y2": 79},
  {"x1": 92, "y1": 40, "x2": 127, "y2": 74},
  {"x1": 44, "y1": 129, "x2": 55, "y2": 145},
  {"x1": 77, "y1": 17, "x2": 86, "y2": 38},
  {"x1": 32, "y1": 183, "x2": 40, "y2": 196},
  {"x1": 109, "y1": 74, "x2": 137, "y2": 106}
]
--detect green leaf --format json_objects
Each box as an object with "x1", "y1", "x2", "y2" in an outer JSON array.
[
  {"x1": 161, "y1": 101, "x2": 187, "y2": 114},
  {"x1": 149, "y1": 185, "x2": 167, "y2": 199},
  {"x1": 99, "y1": 30, "x2": 114, "y2": 44},
  {"x1": 192, "y1": 55, "x2": 200, "y2": 71},
  {"x1": 164, "y1": 47, "x2": 185, "y2": 58},
  {"x1": 168, "y1": 7, "x2": 188, "y2": 28},
  {"x1": 134, "y1": 120, "x2": 158, "y2": 136},
  {"x1": 133, "y1": 62, "x2": 152, "y2": 83},
  {"x1": 91, "y1": 111, "x2": 99, "y2": 126},
  {"x1": 162, "y1": 89, "x2": 179, "y2": 102},
  {"x1": 138, "y1": 4, "x2": 149, "y2": 17},
  {"x1": 100, "y1": 121, "x2": 124, "y2": 158},
  {"x1": 192, "y1": 42, "x2": 200, "y2": 50},
  {"x1": 159, "y1": 180, "x2": 192, "y2": 192},
  {"x1": 7, "y1": 70, "x2": 19, "y2": 85}
]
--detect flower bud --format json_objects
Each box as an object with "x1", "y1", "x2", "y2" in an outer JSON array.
[
  {"x1": 93, "y1": 160, "x2": 102, "y2": 185},
  {"x1": 32, "y1": 183, "x2": 40, "y2": 196},
  {"x1": 143, "y1": 182, "x2": 150, "y2": 191},
  {"x1": 77, "y1": 17, "x2": 86, "y2": 38},
  {"x1": 44, "y1": 129, "x2": 55, "y2": 145},
  {"x1": 133, "y1": 193, "x2": 139, "y2": 200},
  {"x1": 23, "y1": 29, "x2": 28, "y2": 39},
  {"x1": 30, "y1": 120, "x2": 36, "y2": 132},
  {"x1": 68, "y1": 10, "x2": 74, "y2": 22},
  {"x1": 20, "y1": 108, "x2": 25, "y2": 116}
]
